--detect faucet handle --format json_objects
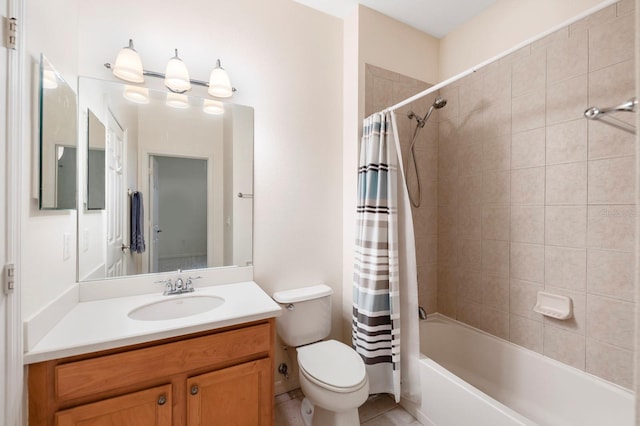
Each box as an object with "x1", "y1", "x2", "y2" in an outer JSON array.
[
  {"x1": 154, "y1": 278, "x2": 173, "y2": 295},
  {"x1": 185, "y1": 276, "x2": 202, "y2": 292}
]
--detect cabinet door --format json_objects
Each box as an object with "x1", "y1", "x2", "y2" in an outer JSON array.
[
  {"x1": 187, "y1": 358, "x2": 272, "y2": 426},
  {"x1": 55, "y1": 384, "x2": 172, "y2": 426}
]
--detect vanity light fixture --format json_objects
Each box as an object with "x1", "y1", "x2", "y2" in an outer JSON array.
[
  {"x1": 166, "y1": 92, "x2": 190, "y2": 109},
  {"x1": 203, "y1": 99, "x2": 224, "y2": 115},
  {"x1": 123, "y1": 85, "x2": 150, "y2": 104},
  {"x1": 106, "y1": 38, "x2": 236, "y2": 97},
  {"x1": 112, "y1": 39, "x2": 145, "y2": 83},
  {"x1": 164, "y1": 49, "x2": 191, "y2": 93}
]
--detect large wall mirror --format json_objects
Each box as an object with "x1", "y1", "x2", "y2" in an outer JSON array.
[
  {"x1": 77, "y1": 77, "x2": 254, "y2": 281},
  {"x1": 39, "y1": 54, "x2": 78, "y2": 210}
]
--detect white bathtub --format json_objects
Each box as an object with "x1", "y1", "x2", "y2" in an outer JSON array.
[{"x1": 402, "y1": 314, "x2": 634, "y2": 426}]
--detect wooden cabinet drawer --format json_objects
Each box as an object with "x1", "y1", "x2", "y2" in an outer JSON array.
[{"x1": 55, "y1": 323, "x2": 270, "y2": 401}]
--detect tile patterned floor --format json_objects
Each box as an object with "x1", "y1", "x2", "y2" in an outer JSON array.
[{"x1": 275, "y1": 390, "x2": 421, "y2": 425}]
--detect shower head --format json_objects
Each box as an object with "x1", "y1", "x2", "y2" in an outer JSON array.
[{"x1": 407, "y1": 96, "x2": 448, "y2": 128}]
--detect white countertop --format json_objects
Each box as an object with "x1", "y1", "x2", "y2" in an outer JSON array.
[{"x1": 24, "y1": 281, "x2": 281, "y2": 364}]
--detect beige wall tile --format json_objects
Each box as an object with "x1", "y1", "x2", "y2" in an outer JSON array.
[
  {"x1": 546, "y1": 162, "x2": 587, "y2": 205},
  {"x1": 588, "y1": 60, "x2": 636, "y2": 126},
  {"x1": 510, "y1": 314, "x2": 543, "y2": 353},
  {"x1": 617, "y1": 0, "x2": 635, "y2": 16},
  {"x1": 587, "y1": 205, "x2": 635, "y2": 252},
  {"x1": 413, "y1": 205, "x2": 437, "y2": 239},
  {"x1": 457, "y1": 175, "x2": 483, "y2": 206},
  {"x1": 481, "y1": 307, "x2": 509, "y2": 340},
  {"x1": 484, "y1": 101, "x2": 512, "y2": 140},
  {"x1": 511, "y1": 243, "x2": 545, "y2": 283},
  {"x1": 587, "y1": 294, "x2": 634, "y2": 350},
  {"x1": 512, "y1": 89, "x2": 546, "y2": 133},
  {"x1": 483, "y1": 171, "x2": 510, "y2": 205},
  {"x1": 531, "y1": 28, "x2": 569, "y2": 51},
  {"x1": 458, "y1": 74, "x2": 484, "y2": 117},
  {"x1": 511, "y1": 128, "x2": 545, "y2": 169},
  {"x1": 438, "y1": 204, "x2": 458, "y2": 235},
  {"x1": 483, "y1": 60, "x2": 512, "y2": 104},
  {"x1": 543, "y1": 286, "x2": 586, "y2": 335},
  {"x1": 545, "y1": 246, "x2": 587, "y2": 292},
  {"x1": 438, "y1": 287, "x2": 457, "y2": 318},
  {"x1": 547, "y1": 31, "x2": 588, "y2": 85},
  {"x1": 459, "y1": 108, "x2": 485, "y2": 144},
  {"x1": 482, "y1": 240, "x2": 510, "y2": 278},
  {"x1": 438, "y1": 235, "x2": 458, "y2": 269},
  {"x1": 457, "y1": 299, "x2": 483, "y2": 329},
  {"x1": 438, "y1": 267, "x2": 458, "y2": 295},
  {"x1": 439, "y1": 120, "x2": 459, "y2": 179},
  {"x1": 545, "y1": 206, "x2": 587, "y2": 248},
  {"x1": 483, "y1": 134, "x2": 511, "y2": 172},
  {"x1": 569, "y1": 5, "x2": 616, "y2": 36},
  {"x1": 586, "y1": 339, "x2": 633, "y2": 389},
  {"x1": 511, "y1": 167, "x2": 545, "y2": 205},
  {"x1": 438, "y1": 175, "x2": 458, "y2": 206},
  {"x1": 588, "y1": 120, "x2": 635, "y2": 160},
  {"x1": 587, "y1": 249, "x2": 634, "y2": 302},
  {"x1": 512, "y1": 49, "x2": 546, "y2": 97},
  {"x1": 546, "y1": 74, "x2": 588, "y2": 125},
  {"x1": 546, "y1": 119, "x2": 587, "y2": 165},
  {"x1": 459, "y1": 239, "x2": 482, "y2": 271},
  {"x1": 458, "y1": 205, "x2": 482, "y2": 240},
  {"x1": 588, "y1": 157, "x2": 635, "y2": 205},
  {"x1": 544, "y1": 326, "x2": 586, "y2": 370},
  {"x1": 483, "y1": 272, "x2": 509, "y2": 311},
  {"x1": 458, "y1": 142, "x2": 484, "y2": 177},
  {"x1": 589, "y1": 13, "x2": 635, "y2": 71},
  {"x1": 418, "y1": 262, "x2": 438, "y2": 314},
  {"x1": 372, "y1": 77, "x2": 394, "y2": 111},
  {"x1": 439, "y1": 86, "x2": 459, "y2": 123},
  {"x1": 482, "y1": 205, "x2": 510, "y2": 241},
  {"x1": 511, "y1": 205, "x2": 544, "y2": 244},
  {"x1": 458, "y1": 268, "x2": 483, "y2": 303},
  {"x1": 510, "y1": 278, "x2": 544, "y2": 321}
]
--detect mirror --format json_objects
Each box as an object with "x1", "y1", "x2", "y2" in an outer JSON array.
[
  {"x1": 77, "y1": 77, "x2": 254, "y2": 281},
  {"x1": 39, "y1": 54, "x2": 78, "y2": 210}
]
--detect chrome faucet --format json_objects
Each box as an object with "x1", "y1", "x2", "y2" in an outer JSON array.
[{"x1": 155, "y1": 270, "x2": 203, "y2": 296}]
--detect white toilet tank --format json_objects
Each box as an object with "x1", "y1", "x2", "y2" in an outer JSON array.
[{"x1": 273, "y1": 284, "x2": 333, "y2": 347}]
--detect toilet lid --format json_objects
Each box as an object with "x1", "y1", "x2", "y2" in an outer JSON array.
[{"x1": 297, "y1": 340, "x2": 366, "y2": 389}]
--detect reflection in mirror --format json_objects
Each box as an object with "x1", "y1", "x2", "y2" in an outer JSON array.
[
  {"x1": 39, "y1": 54, "x2": 78, "y2": 210},
  {"x1": 77, "y1": 77, "x2": 254, "y2": 281},
  {"x1": 87, "y1": 110, "x2": 106, "y2": 210}
]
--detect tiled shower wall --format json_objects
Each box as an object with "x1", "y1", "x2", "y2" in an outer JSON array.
[
  {"x1": 437, "y1": 1, "x2": 636, "y2": 388},
  {"x1": 364, "y1": 64, "x2": 439, "y2": 314},
  {"x1": 364, "y1": 1, "x2": 636, "y2": 390}
]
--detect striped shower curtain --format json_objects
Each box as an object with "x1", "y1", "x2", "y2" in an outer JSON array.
[{"x1": 352, "y1": 111, "x2": 402, "y2": 401}]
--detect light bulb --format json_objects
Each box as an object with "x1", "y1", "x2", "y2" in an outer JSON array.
[
  {"x1": 112, "y1": 39, "x2": 144, "y2": 83},
  {"x1": 164, "y1": 49, "x2": 191, "y2": 93},
  {"x1": 208, "y1": 59, "x2": 233, "y2": 98}
]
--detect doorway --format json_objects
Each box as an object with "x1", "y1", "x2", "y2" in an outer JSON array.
[{"x1": 149, "y1": 155, "x2": 208, "y2": 273}]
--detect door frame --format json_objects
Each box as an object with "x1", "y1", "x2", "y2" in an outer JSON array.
[{"x1": 4, "y1": 0, "x2": 25, "y2": 424}]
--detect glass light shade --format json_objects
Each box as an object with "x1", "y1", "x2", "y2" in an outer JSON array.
[
  {"x1": 112, "y1": 39, "x2": 144, "y2": 83},
  {"x1": 166, "y1": 92, "x2": 190, "y2": 109},
  {"x1": 203, "y1": 99, "x2": 224, "y2": 115},
  {"x1": 208, "y1": 60, "x2": 233, "y2": 98},
  {"x1": 57, "y1": 146, "x2": 65, "y2": 161},
  {"x1": 123, "y1": 85, "x2": 150, "y2": 104},
  {"x1": 42, "y1": 69, "x2": 58, "y2": 89},
  {"x1": 164, "y1": 49, "x2": 191, "y2": 93}
]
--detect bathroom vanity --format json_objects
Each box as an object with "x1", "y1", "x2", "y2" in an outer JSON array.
[{"x1": 25, "y1": 280, "x2": 281, "y2": 426}]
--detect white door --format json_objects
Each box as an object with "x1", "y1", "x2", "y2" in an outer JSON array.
[
  {"x1": 0, "y1": 2, "x2": 9, "y2": 421},
  {"x1": 149, "y1": 155, "x2": 160, "y2": 273},
  {"x1": 106, "y1": 112, "x2": 126, "y2": 277}
]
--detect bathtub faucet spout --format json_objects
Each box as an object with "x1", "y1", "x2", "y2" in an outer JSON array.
[{"x1": 418, "y1": 306, "x2": 427, "y2": 320}]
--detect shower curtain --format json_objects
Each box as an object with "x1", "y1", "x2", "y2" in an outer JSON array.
[{"x1": 352, "y1": 111, "x2": 421, "y2": 403}]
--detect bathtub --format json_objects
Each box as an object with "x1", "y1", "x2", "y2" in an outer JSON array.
[{"x1": 402, "y1": 314, "x2": 634, "y2": 426}]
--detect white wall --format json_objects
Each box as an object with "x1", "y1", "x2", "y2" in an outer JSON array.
[
  {"x1": 22, "y1": 0, "x2": 79, "y2": 320},
  {"x1": 439, "y1": 0, "x2": 610, "y2": 79}
]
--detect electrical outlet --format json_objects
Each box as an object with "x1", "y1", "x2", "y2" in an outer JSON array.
[{"x1": 63, "y1": 233, "x2": 71, "y2": 261}]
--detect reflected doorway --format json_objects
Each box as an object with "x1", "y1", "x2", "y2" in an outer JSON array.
[{"x1": 149, "y1": 155, "x2": 208, "y2": 273}]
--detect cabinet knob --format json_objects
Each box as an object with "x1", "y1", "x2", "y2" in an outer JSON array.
[
  {"x1": 157, "y1": 395, "x2": 167, "y2": 406},
  {"x1": 190, "y1": 385, "x2": 199, "y2": 395}
]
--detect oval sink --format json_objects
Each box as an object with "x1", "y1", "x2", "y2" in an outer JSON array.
[{"x1": 128, "y1": 295, "x2": 225, "y2": 321}]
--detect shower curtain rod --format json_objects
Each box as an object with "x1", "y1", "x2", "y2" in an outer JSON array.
[{"x1": 382, "y1": 0, "x2": 618, "y2": 115}]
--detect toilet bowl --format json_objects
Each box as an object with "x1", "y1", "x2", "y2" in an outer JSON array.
[
  {"x1": 272, "y1": 285, "x2": 370, "y2": 425},
  {"x1": 297, "y1": 340, "x2": 369, "y2": 425}
]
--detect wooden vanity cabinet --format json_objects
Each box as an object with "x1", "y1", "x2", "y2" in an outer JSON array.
[{"x1": 29, "y1": 319, "x2": 275, "y2": 426}]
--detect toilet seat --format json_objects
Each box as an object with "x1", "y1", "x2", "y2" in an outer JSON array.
[{"x1": 297, "y1": 340, "x2": 367, "y2": 393}]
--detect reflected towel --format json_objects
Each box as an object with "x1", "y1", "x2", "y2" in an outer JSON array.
[{"x1": 130, "y1": 191, "x2": 146, "y2": 253}]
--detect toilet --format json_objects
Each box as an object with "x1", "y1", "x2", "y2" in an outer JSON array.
[{"x1": 273, "y1": 284, "x2": 369, "y2": 426}]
